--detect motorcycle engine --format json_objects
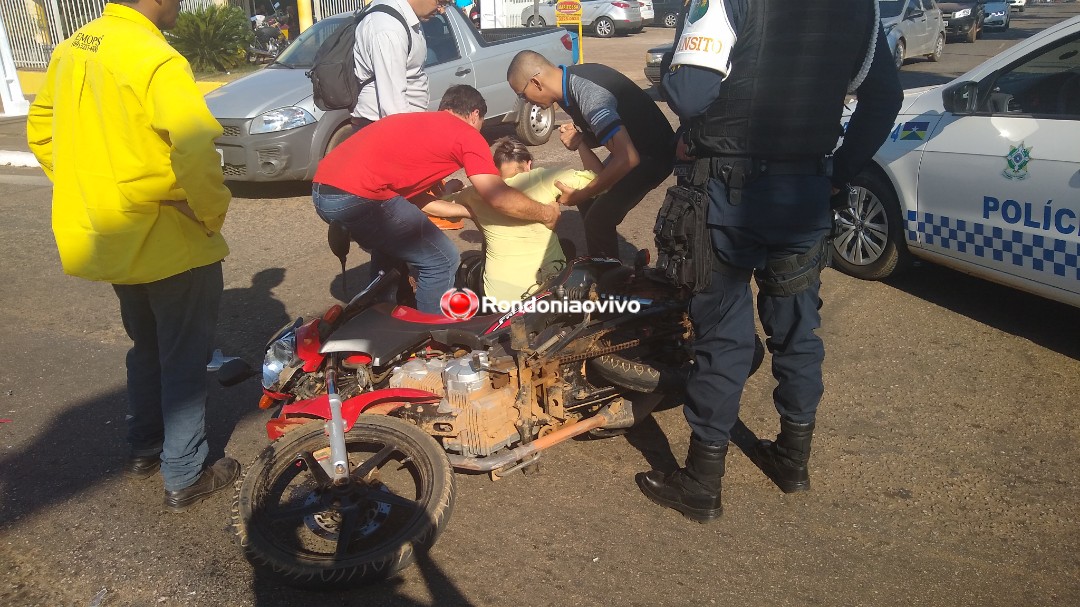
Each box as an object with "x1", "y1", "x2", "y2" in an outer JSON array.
[{"x1": 390, "y1": 352, "x2": 519, "y2": 458}]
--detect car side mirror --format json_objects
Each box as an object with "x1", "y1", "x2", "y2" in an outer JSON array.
[{"x1": 942, "y1": 80, "x2": 979, "y2": 115}]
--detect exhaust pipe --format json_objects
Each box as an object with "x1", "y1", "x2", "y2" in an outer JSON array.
[{"x1": 447, "y1": 398, "x2": 636, "y2": 472}]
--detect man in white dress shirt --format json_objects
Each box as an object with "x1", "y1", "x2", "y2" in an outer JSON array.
[{"x1": 351, "y1": 0, "x2": 450, "y2": 129}]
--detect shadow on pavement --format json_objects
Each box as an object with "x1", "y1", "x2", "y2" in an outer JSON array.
[
  {"x1": 249, "y1": 550, "x2": 477, "y2": 606},
  {"x1": 882, "y1": 263, "x2": 1080, "y2": 359},
  {"x1": 227, "y1": 180, "x2": 314, "y2": 200}
]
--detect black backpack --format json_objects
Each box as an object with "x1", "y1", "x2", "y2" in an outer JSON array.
[{"x1": 307, "y1": 5, "x2": 412, "y2": 112}]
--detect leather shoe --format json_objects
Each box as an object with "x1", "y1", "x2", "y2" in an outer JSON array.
[
  {"x1": 123, "y1": 452, "x2": 161, "y2": 479},
  {"x1": 163, "y1": 457, "x2": 240, "y2": 513}
]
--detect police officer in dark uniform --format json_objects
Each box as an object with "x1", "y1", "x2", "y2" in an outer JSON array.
[
  {"x1": 508, "y1": 50, "x2": 675, "y2": 258},
  {"x1": 638, "y1": 0, "x2": 903, "y2": 521}
]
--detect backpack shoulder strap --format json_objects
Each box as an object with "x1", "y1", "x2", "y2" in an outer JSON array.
[{"x1": 362, "y1": 4, "x2": 413, "y2": 55}]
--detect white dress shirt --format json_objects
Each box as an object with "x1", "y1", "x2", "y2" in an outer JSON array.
[{"x1": 352, "y1": 0, "x2": 430, "y2": 120}]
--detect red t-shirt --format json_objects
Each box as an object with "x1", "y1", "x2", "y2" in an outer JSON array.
[{"x1": 314, "y1": 111, "x2": 499, "y2": 200}]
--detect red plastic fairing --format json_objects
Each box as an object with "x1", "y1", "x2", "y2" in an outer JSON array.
[
  {"x1": 265, "y1": 388, "x2": 440, "y2": 440},
  {"x1": 295, "y1": 319, "x2": 325, "y2": 372},
  {"x1": 263, "y1": 388, "x2": 291, "y2": 400},
  {"x1": 390, "y1": 306, "x2": 468, "y2": 324}
]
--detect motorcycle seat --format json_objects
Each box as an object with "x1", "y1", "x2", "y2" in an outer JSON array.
[{"x1": 321, "y1": 303, "x2": 502, "y2": 366}]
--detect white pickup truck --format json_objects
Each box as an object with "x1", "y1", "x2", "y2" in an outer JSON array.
[{"x1": 205, "y1": 8, "x2": 576, "y2": 182}]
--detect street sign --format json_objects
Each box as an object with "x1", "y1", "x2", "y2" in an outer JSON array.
[
  {"x1": 555, "y1": 0, "x2": 584, "y2": 63},
  {"x1": 555, "y1": 0, "x2": 582, "y2": 25}
]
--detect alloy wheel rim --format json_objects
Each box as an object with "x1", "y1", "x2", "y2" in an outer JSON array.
[{"x1": 833, "y1": 187, "x2": 890, "y2": 266}]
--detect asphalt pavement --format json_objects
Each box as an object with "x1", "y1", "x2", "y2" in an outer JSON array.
[{"x1": 2, "y1": 5, "x2": 1079, "y2": 606}]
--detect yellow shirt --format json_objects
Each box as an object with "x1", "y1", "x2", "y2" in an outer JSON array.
[
  {"x1": 450, "y1": 167, "x2": 596, "y2": 302},
  {"x1": 26, "y1": 4, "x2": 230, "y2": 284}
]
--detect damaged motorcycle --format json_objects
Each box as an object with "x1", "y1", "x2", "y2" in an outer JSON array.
[{"x1": 218, "y1": 223, "x2": 763, "y2": 588}]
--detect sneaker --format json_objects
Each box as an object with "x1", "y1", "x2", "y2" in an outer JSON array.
[
  {"x1": 163, "y1": 457, "x2": 240, "y2": 513},
  {"x1": 429, "y1": 216, "x2": 464, "y2": 230}
]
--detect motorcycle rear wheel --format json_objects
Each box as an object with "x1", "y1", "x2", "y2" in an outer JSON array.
[{"x1": 232, "y1": 416, "x2": 454, "y2": 589}]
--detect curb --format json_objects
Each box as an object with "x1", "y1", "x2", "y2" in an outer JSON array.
[
  {"x1": 0, "y1": 150, "x2": 41, "y2": 167},
  {"x1": 15, "y1": 71, "x2": 226, "y2": 96}
]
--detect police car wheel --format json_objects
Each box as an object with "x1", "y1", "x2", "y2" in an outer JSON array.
[{"x1": 830, "y1": 170, "x2": 911, "y2": 281}]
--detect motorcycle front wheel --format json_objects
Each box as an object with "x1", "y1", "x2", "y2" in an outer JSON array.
[{"x1": 232, "y1": 416, "x2": 454, "y2": 589}]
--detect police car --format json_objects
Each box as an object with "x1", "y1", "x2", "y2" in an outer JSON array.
[{"x1": 832, "y1": 15, "x2": 1080, "y2": 308}]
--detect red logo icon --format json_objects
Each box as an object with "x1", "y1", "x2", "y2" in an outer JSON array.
[{"x1": 440, "y1": 288, "x2": 480, "y2": 320}]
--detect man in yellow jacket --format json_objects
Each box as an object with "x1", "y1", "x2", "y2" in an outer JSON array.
[{"x1": 27, "y1": 0, "x2": 239, "y2": 512}]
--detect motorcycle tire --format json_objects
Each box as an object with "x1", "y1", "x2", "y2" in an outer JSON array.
[
  {"x1": 232, "y1": 416, "x2": 454, "y2": 589},
  {"x1": 589, "y1": 335, "x2": 766, "y2": 393}
]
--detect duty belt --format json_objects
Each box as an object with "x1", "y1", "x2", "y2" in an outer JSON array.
[{"x1": 689, "y1": 156, "x2": 831, "y2": 204}]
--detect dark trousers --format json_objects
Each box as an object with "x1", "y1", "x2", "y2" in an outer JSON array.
[
  {"x1": 683, "y1": 175, "x2": 831, "y2": 446},
  {"x1": 578, "y1": 153, "x2": 673, "y2": 258},
  {"x1": 113, "y1": 262, "x2": 223, "y2": 491}
]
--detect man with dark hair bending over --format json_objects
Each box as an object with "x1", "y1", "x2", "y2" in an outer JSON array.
[
  {"x1": 312, "y1": 85, "x2": 560, "y2": 314},
  {"x1": 507, "y1": 50, "x2": 674, "y2": 259}
]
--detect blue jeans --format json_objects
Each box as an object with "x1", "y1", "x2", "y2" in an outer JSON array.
[
  {"x1": 683, "y1": 174, "x2": 831, "y2": 446},
  {"x1": 113, "y1": 262, "x2": 223, "y2": 491},
  {"x1": 312, "y1": 183, "x2": 459, "y2": 314}
]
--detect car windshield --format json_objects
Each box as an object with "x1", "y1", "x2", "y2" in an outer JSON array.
[
  {"x1": 272, "y1": 15, "x2": 351, "y2": 68},
  {"x1": 878, "y1": 0, "x2": 908, "y2": 19}
]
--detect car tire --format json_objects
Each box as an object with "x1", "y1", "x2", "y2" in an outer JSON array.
[
  {"x1": 594, "y1": 17, "x2": 615, "y2": 38},
  {"x1": 928, "y1": 33, "x2": 944, "y2": 62},
  {"x1": 831, "y1": 169, "x2": 911, "y2": 281},
  {"x1": 515, "y1": 101, "x2": 555, "y2": 146},
  {"x1": 324, "y1": 121, "x2": 355, "y2": 158},
  {"x1": 526, "y1": 15, "x2": 546, "y2": 26},
  {"x1": 663, "y1": 12, "x2": 678, "y2": 28},
  {"x1": 893, "y1": 39, "x2": 906, "y2": 70}
]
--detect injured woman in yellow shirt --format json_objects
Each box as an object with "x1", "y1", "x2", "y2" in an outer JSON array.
[{"x1": 420, "y1": 137, "x2": 596, "y2": 304}]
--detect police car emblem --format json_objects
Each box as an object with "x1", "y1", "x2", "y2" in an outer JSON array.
[
  {"x1": 1002, "y1": 142, "x2": 1032, "y2": 181},
  {"x1": 687, "y1": 0, "x2": 709, "y2": 24}
]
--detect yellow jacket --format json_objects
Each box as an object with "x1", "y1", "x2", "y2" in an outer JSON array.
[{"x1": 27, "y1": 4, "x2": 230, "y2": 284}]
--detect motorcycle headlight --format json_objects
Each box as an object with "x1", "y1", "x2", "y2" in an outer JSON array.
[
  {"x1": 953, "y1": 8, "x2": 972, "y2": 18},
  {"x1": 262, "y1": 331, "x2": 299, "y2": 390},
  {"x1": 249, "y1": 107, "x2": 316, "y2": 135}
]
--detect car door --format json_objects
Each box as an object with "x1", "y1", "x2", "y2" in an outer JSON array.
[
  {"x1": 915, "y1": 32, "x2": 1080, "y2": 303},
  {"x1": 921, "y1": 0, "x2": 945, "y2": 50},
  {"x1": 903, "y1": 0, "x2": 931, "y2": 55},
  {"x1": 420, "y1": 13, "x2": 477, "y2": 110},
  {"x1": 581, "y1": 0, "x2": 603, "y2": 26}
]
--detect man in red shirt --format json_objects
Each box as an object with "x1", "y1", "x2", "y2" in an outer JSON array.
[{"x1": 313, "y1": 85, "x2": 559, "y2": 313}]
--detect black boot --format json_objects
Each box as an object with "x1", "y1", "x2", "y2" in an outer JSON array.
[
  {"x1": 749, "y1": 418, "x2": 814, "y2": 493},
  {"x1": 636, "y1": 439, "x2": 726, "y2": 523}
]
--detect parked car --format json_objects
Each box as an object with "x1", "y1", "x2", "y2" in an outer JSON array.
[
  {"x1": 651, "y1": 0, "x2": 682, "y2": 27},
  {"x1": 521, "y1": 0, "x2": 643, "y2": 38},
  {"x1": 1010, "y1": 0, "x2": 1026, "y2": 11},
  {"x1": 939, "y1": 0, "x2": 985, "y2": 42},
  {"x1": 832, "y1": 15, "x2": 1080, "y2": 308},
  {"x1": 983, "y1": 0, "x2": 1011, "y2": 30},
  {"x1": 643, "y1": 43, "x2": 669, "y2": 85},
  {"x1": 880, "y1": 0, "x2": 947, "y2": 69},
  {"x1": 637, "y1": 0, "x2": 654, "y2": 25},
  {"x1": 204, "y1": 8, "x2": 574, "y2": 182}
]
